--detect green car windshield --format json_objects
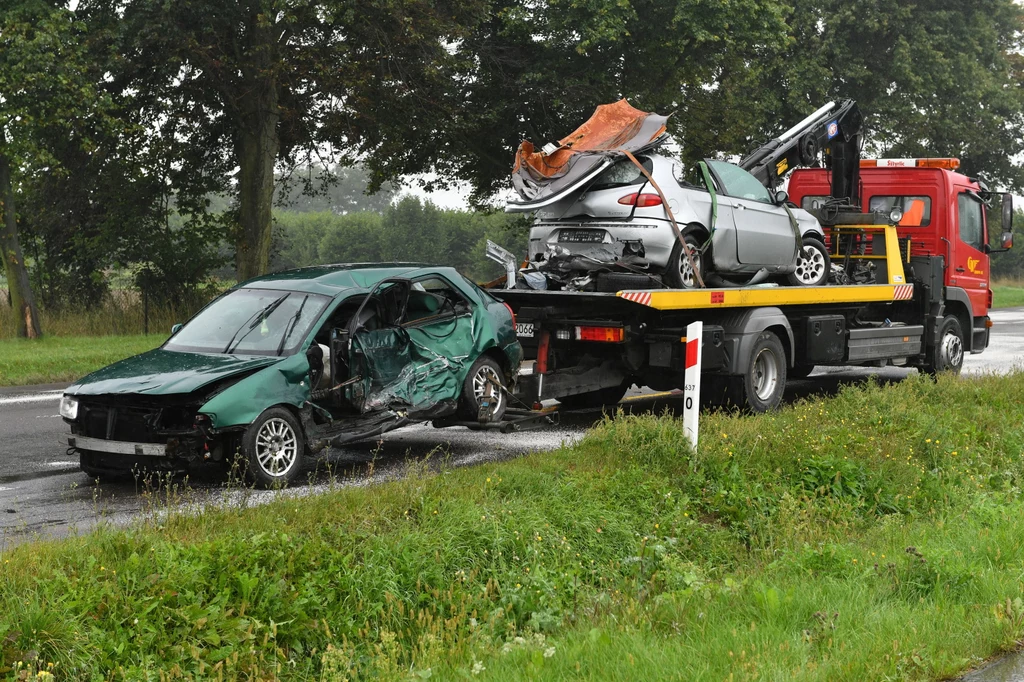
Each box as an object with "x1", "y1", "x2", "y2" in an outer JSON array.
[{"x1": 165, "y1": 288, "x2": 330, "y2": 356}]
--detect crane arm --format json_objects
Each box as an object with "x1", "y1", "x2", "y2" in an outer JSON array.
[{"x1": 738, "y1": 99, "x2": 864, "y2": 207}]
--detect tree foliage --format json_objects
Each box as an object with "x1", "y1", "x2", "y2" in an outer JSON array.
[
  {"x1": 86, "y1": 0, "x2": 489, "y2": 279},
  {"x1": 0, "y1": 3, "x2": 117, "y2": 336},
  {"x1": 273, "y1": 197, "x2": 527, "y2": 280},
  {"x1": 694, "y1": 0, "x2": 1024, "y2": 189}
]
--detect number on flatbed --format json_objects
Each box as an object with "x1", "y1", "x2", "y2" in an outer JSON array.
[{"x1": 516, "y1": 323, "x2": 535, "y2": 338}]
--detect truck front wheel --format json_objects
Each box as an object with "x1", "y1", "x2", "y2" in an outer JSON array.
[
  {"x1": 742, "y1": 331, "x2": 787, "y2": 412},
  {"x1": 925, "y1": 316, "x2": 964, "y2": 375}
]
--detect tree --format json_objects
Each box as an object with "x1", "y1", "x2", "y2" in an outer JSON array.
[
  {"x1": 0, "y1": 4, "x2": 113, "y2": 337},
  {"x1": 704, "y1": 0, "x2": 1024, "y2": 190},
  {"x1": 91, "y1": 0, "x2": 488, "y2": 281},
  {"x1": 427, "y1": 0, "x2": 789, "y2": 203}
]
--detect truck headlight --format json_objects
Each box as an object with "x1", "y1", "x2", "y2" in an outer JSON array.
[
  {"x1": 889, "y1": 206, "x2": 904, "y2": 225},
  {"x1": 59, "y1": 395, "x2": 79, "y2": 420}
]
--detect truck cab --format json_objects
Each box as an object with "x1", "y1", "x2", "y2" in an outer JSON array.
[{"x1": 789, "y1": 158, "x2": 1013, "y2": 354}]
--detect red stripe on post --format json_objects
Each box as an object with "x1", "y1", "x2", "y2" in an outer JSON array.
[{"x1": 685, "y1": 338, "x2": 698, "y2": 368}]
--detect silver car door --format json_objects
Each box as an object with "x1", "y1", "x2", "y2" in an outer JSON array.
[
  {"x1": 681, "y1": 161, "x2": 740, "y2": 270},
  {"x1": 707, "y1": 161, "x2": 797, "y2": 266}
]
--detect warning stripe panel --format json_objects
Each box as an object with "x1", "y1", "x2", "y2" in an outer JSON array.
[
  {"x1": 893, "y1": 284, "x2": 915, "y2": 300},
  {"x1": 617, "y1": 283, "x2": 915, "y2": 310}
]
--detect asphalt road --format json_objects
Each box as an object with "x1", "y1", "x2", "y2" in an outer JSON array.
[{"x1": 0, "y1": 306, "x2": 1021, "y2": 547}]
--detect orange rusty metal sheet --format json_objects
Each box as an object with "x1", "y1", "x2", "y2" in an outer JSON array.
[{"x1": 513, "y1": 100, "x2": 667, "y2": 179}]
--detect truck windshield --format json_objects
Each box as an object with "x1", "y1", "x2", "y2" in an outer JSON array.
[{"x1": 165, "y1": 288, "x2": 330, "y2": 356}]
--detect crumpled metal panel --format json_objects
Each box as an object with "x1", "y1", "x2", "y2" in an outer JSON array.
[
  {"x1": 349, "y1": 326, "x2": 465, "y2": 414},
  {"x1": 510, "y1": 100, "x2": 670, "y2": 205}
]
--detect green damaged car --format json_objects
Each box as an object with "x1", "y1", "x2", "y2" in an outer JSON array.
[{"x1": 60, "y1": 264, "x2": 524, "y2": 487}]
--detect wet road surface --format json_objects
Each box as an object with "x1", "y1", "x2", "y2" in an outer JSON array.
[{"x1": 0, "y1": 306, "x2": 1021, "y2": 548}]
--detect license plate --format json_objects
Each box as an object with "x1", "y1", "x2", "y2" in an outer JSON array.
[
  {"x1": 558, "y1": 228, "x2": 605, "y2": 243},
  {"x1": 516, "y1": 323, "x2": 535, "y2": 338}
]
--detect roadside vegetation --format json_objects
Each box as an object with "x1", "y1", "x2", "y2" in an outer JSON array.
[
  {"x1": 991, "y1": 278, "x2": 1024, "y2": 309},
  {"x1": 0, "y1": 335, "x2": 164, "y2": 386},
  {"x1": 3, "y1": 372, "x2": 1024, "y2": 679}
]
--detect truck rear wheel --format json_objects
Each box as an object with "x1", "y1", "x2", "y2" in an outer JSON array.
[
  {"x1": 741, "y1": 331, "x2": 787, "y2": 412},
  {"x1": 925, "y1": 316, "x2": 964, "y2": 375}
]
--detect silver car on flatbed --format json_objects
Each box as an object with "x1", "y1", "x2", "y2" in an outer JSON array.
[{"x1": 512, "y1": 153, "x2": 830, "y2": 289}]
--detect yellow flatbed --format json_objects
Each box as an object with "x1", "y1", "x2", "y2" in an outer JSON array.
[{"x1": 617, "y1": 223, "x2": 912, "y2": 310}]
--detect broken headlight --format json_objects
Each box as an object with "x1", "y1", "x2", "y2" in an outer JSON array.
[{"x1": 59, "y1": 395, "x2": 79, "y2": 420}]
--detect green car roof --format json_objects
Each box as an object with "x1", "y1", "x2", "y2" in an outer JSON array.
[{"x1": 237, "y1": 263, "x2": 441, "y2": 296}]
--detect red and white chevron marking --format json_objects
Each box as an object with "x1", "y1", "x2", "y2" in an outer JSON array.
[
  {"x1": 620, "y1": 290, "x2": 653, "y2": 306},
  {"x1": 893, "y1": 284, "x2": 914, "y2": 301}
]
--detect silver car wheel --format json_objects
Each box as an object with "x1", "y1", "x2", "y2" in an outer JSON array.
[
  {"x1": 751, "y1": 347, "x2": 780, "y2": 402},
  {"x1": 793, "y1": 243, "x2": 827, "y2": 285},
  {"x1": 255, "y1": 417, "x2": 298, "y2": 476},
  {"x1": 472, "y1": 364, "x2": 505, "y2": 415},
  {"x1": 678, "y1": 246, "x2": 702, "y2": 288}
]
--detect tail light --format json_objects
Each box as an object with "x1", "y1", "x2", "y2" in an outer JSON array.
[
  {"x1": 617, "y1": 193, "x2": 663, "y2": 207},
  {"x1": 575, "y1": 326, "x2": 625, "y2": 342},
  {"x1": 988, "y1": 289, "x2": 993, "y2": 309},
  {"x1": 503, "y1": 302, "x2": 516, "y2": 327}
]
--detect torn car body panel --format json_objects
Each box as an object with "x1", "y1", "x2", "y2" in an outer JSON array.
[{"x1": 508, "y1": 100, "x2": 670, "y2": 212}]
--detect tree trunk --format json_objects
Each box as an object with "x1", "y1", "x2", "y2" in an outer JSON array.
[
  {"x1": 0, "y1": 148, "x2": 42, "y2": 339},
  {"x1": 234, "y1": 78, "x2": 280, "y2": 282}
]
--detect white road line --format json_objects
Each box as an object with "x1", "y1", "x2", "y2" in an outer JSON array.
[{"x1": 0, "y1": 391, "x2": 63, "y2": 406}]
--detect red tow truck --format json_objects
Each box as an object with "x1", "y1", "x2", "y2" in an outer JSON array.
[{"x1": 492, "y1": 104, "x2": 1014, "y2": 412}]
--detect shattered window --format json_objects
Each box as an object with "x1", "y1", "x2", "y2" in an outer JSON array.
[
  {"x1": 407, "y1": 277, "x2": 469, "y2": 322},
  {"x1": 588, "y1": 156, "x2": 653, "y2": 192},
  {"x1": 707, "y1": 161, "x2": 773, "y2": 204}
]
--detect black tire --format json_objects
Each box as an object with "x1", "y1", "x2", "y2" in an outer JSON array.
[
  {"x1": 557, "y1": 383, "x2": 630, "y2": 411},
  {"x1": 786, "y1": 237, "x2": 830, "y2": 286},
  {"x1": 240, "y1": 407, "x2": 305, "y2": 488},
  {"x1": 665, "y1": 230, "x2": 706, "y2": 289},
  {"x1": 788, "y1": 363, "x2": 815, "y2": 379},
  {"x1": 924, "y1": 316, "x2": 965, "y2": 375},
  {"x1": 741, "y1": 331, "x2": 787, "y2": 412},
  {"x1": 459, "y1": 356, "x2": 507, "y2": 422}
]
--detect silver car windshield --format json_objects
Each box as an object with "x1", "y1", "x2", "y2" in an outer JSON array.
[{"x1": 165, "y1": 288, "x2": 330, "y2": 356}]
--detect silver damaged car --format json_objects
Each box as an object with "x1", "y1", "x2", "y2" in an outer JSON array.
[{"x1": 512, "y1": 153, "x2": 830, "y2": 289}]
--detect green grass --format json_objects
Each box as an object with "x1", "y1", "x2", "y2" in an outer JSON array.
[
  {"x1": 991, "y1": 283, "x2": 1024, "y2": 308},
  {"x1": 4, "y1": 373, "x2": 1024, "y2": 680},
  {"x1": 0, "y1": 334, "x2": 164, "y2": 386}
]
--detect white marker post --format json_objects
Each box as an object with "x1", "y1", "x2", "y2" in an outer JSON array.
[{"x1": 682, "y1": 321, "x2": 703, "y2": 449}]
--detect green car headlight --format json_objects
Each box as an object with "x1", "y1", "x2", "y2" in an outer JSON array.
[{"x1": 59, "y1": 395, "x2": 79, "y2": 420}]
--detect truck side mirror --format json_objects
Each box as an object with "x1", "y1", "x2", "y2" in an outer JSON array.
[
  {"x1": 1001, "y1": 231, "x2": 1013, "y2": 250},
  {"x1": 1002, "y1": 193, "x2": 1013, "y2": 233},
  {"x1": 171, "y1": 323, "x2": 182, "y2": 335},
  {"x1": 774, "y1": 190, "x2": 789, "y2": 206}
]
